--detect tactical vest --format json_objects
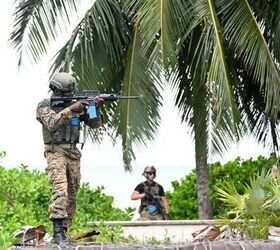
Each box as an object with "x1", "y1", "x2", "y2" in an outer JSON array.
[
  {"x1": 42, "y1": 101, "x2": 80, "y2": 145},
  {"x1": 140, "y1": 181, "x2": 161, "y2": 207}
]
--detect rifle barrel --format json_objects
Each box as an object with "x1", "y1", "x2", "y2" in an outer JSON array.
[
  {"x1": 98, "y1": 94, "x2": 139, "y2": 100},
  {"x1": 116, "y1": 96, "x2": 139, "y2": 99}
]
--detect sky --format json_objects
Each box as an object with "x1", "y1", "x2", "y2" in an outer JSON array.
[{"x1": 0, "y1": 1, "x2": 272, "y2": 218}]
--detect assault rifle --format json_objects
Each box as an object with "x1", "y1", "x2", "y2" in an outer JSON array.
[{"x1": 51, "y1": 90, "x2": 139, "y2": 119}]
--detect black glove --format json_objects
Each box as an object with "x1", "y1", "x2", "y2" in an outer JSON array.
[
  {"x1": 144, "y1": 192, "x2": 154, "y2": 201},
  {"x1": 163, "y1": 214, "x2": 170, "y2": 220}
]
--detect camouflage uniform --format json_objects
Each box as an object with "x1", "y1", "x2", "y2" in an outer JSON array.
[
  {"x1": 36, "y1": 98, "x2": 102, "y2": 228},
  {"x1": 44, "y1": 146, "x2": 81, "y2": 228},
  {"x1": 139, "y1": 209, "x2": 163, "y2": 220}
]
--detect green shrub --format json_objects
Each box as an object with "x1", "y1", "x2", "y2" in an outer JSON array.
[
  {"x1": 166, "y1": 156, "x2": 277, "y2": 219},
  {"x1": 215, "y1": 168, "x2": 280, "y2": 239},
  {"x1": 0, "y1": 155, "x2": 134, "y2": 247}
]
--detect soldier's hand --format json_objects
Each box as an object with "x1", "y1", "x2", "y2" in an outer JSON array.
[
  {"x1": 145, "y1": 193, "x2": 154, "y2": 201},
  {"x1": 94, "y1": 97, "x2": 104, "y2": 106},
  {"x1": 69, "y1": 101, "x2": 85, "y2": 113}
]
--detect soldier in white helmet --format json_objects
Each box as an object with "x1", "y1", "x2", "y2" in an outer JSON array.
[{"x1": 131, "y1": 166, "x2": 169, "y2": 220}]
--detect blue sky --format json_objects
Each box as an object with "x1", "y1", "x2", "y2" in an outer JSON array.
[{"x1": 0, "y1": 1, "x2": 271, "y2": 217}]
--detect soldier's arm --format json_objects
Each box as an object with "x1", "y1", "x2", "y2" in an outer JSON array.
[
  {"x1": 36, "y1": 100, "x2": 74, "y2": 131},
  {"x1": 131, "y1": 191, "x2": 146, "y2": 200},
  {"x1": 161, "y1": 196, "x2": 169, "y2": 215},
  {"x1": 131, "y1": 183, "x2": 145, "y2": 200},
  {"x1": 159, "y1": 185, "x2": 169, "y2": 215}
]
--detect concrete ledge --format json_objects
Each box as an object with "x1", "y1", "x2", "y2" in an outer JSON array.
[
  {"x1": 99, "y1": 219, "x2": 220, "y2": 226},
  {"x1": 87, "y1": 220, "x2": 228, "y2": 243},
  {"x1": 10, "y1": 241, "x2": 280, "y2": 250}
]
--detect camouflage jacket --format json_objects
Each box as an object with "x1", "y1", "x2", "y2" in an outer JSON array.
[{"x1": 36, "y1": 98, "x2": 103, "y2": 145}]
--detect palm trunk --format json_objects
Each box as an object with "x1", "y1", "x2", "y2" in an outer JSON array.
[
  {"x1": 195, "y1": 142, "x2": 212, "y2": 219},
  {"x1": 193, "y1": 94, "x2": 213, "y2": 219}
]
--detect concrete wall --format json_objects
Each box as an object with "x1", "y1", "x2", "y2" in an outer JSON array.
[{"x1": 88, "y1": 220, "x2": 220, "y2": 243}]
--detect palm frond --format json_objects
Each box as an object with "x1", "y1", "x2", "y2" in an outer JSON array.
[
  {"x1": 236, "y1": 69, "x2": 280, "y2": 153},
  {"x1": 215, "y1": 183, "x2": 246, "y2": 218},
  {"x1": 248, "y1": 0, "x2": 280, "y2": 63},
  {"x1": 116, "y1": 27, "x2": 162, "y2": 171},
  {"x1": 193, "y1": 0, "x2": 240, "y2": 129},
  {"x1": 9, "y1": 0, "x2": 79, "y2": 66},
  {"x1": 221, "y1": 0, "x2": 280, "y2": 119},
  {"x1": 244, "y1": 170, "x2": 272, "y2": 216},
  {"x1": 50, "y1": 0, "x2": 132, "y2": 80},
  {"x1": 270, "y1": 182, "x2": 280, "y2": 212},
  {"x1": 124, "y1": 0, "x2": 190, "y2": 70},
  {"x1": 209, "y1": 114, "x2": 237, "y2": 157},
  {"x1": 173, "y1": 8, "x2": 242, "y2": 158},
  {"x1": 85, "y1": 0, "x2": 131, "y2": 66}
]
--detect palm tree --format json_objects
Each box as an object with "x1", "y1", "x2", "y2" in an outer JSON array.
[
  {"x1": 172, "y1": 0, "x2": 280, "y2": 218},
  {"x1": 9, "y1": 0, "x2": 163, "y2": 172},
  {"x1": 9, "y1": 0, "x2": 280, "y2": 218}
]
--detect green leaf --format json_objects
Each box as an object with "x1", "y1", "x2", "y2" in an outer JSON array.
[
  {"x1": 118, "y1": 27, "x2": 162, "y2": 170},
  {"x1": 9, "y1": 0, "x2": 78, "y2": 66},
  {"x1": 222, "y1": 0, "x2": 280, "y2": 118},
  {"x1": 124, "y1": 0, "x2": 190, "y2": 70}
]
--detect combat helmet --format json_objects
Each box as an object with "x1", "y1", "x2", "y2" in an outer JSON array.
[
  {"x1": 49, "y1": 72, "x2": 76, "y2": 92},
  {"x1": 143, "y1": 166, "x2": 157, "y2": 178}
]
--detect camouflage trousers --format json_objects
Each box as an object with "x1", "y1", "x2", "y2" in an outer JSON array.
[
  {"x1": 138, "y1": 208, "x2": 164, "y2": 221},
  {"x1": 45, "y1": 145, "x2": 81, "y2": 228}
]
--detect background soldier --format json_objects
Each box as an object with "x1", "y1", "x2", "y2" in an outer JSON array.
[
  {"x1": 131, "y1": 166, "x2": 169, "y2": 220},
  {"x1": 36, "y1": 72, "x2": 104, "y2": 244}
]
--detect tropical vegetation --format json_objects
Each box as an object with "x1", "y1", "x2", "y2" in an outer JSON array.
[
  {"x1": 166, "y1": 155, "x2": 277, "y2": 220},
  {"x1": 0, "y1": 152, "x2": 134, "y2": 248},
  {"x1": 1, "y1": 153, "x2": 279, "y2": 247},
  {"x1": 9, "y1": 0, "x2": 280, "y2": 219},
  {"x1": 215, "y1": 165, "x2": 280, "y2": 239}
]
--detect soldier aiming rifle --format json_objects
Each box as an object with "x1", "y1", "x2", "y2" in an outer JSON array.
[{"x1": 36, "y1": 72, "x2": 138, "y2": 245}]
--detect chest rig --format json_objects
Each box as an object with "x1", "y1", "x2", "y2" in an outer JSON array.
[
  {"x1": 141, "y1": 181, "x2": 160, "y2": 207},
  {"x1": 43, "y1": 101, "x2": 80, "y2": 145}
]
